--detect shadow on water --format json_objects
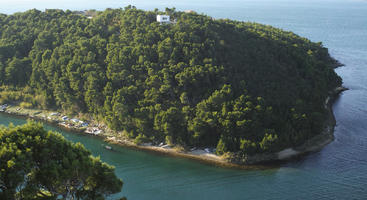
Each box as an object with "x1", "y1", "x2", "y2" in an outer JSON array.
[{"x1": 0, "y1": 111, "x2": 280, "y2": 171}]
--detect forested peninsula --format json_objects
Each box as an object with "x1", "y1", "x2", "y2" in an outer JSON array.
[{"x1": 0, "y1": 7, "x2": 342, "y2": 164}]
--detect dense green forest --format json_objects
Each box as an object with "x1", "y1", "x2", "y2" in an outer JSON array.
[
  {"x1": 0, "y1": 122, "x2": 123, "y2": 199},
  {"x1": 0, "y1": 7, "x2": 342, "y2": 159}
]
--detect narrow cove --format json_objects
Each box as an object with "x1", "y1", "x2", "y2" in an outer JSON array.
[{"x1": 0, "y1": 112, "x2": 280, "y2": 200}]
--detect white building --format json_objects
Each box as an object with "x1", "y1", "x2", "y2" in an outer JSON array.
[
  {"x1": 157, "y1": 15, "x2": 171, "y2": 24},
  {"x1": 184, "y1": 10, "x2": 195, "y2": 13}
]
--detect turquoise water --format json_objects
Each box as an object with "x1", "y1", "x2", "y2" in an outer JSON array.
[{"x1": 1, "y1": 0, "x2": 367, "y2": 199}]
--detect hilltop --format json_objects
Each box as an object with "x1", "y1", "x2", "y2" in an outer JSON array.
[{"x1": 0, "y1": 6, "x2": 342, "y2": 163}]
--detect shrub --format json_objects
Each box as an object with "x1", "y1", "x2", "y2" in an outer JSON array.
[{"x1": 20, "y1": 102, "x2": 33, "y2": 108}]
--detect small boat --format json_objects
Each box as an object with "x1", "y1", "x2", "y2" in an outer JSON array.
[
  {"x1": 161, "y1": 144, "x2": 171, "y2": 149},
  {"x1": 0, "y1": 104, "x2": 7, "y2": 112},
  {"x1": 71, "y1": 118, "x2": 79, "y2": 123},
  {"x1": 85, "y1": 127, "x2": 102, "y2": 135},
  {"x1": 105, "y1": 145, "x2": 112, "y2": 150},
  {"x1": 50, "y1": 112, "x2": 59, "y2": 116},
  {"x1": 94, "y1": 130, "x2": 102, "y2": 135}
]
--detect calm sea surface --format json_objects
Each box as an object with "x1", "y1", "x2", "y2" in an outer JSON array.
[{"x1": 1, "y1": 0, "x2": 367, "y2": 199}]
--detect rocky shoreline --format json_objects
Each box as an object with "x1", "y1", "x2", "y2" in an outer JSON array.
[
  {"x1": 1, "y1": 105, "x2": 243, "y2": 168},
  {"x1": 239, "y1": 86, "x2": 347, "y2": 165},
  {"x1": 0, "y1": 86, "x2": 346, "y2": 168}
]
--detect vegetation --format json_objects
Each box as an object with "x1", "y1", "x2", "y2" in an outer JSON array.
[
  {"x1": 0, "y1": 7, "x2": 342, "y2": 159},
  {"x1": 0, "y1": 122, "x2": 123, "y2": 199}
]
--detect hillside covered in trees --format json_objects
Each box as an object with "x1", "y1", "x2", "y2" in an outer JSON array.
[
  {"x1": 0, "y1": 7, "x2": 342, "y2": 159},
  {"x1": 0, "y1": 122, "x2": 123, "y2": 199}
]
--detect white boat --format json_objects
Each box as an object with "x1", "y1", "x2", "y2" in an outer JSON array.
[
  {"x1": 50, "y1": 112, "x2": 59, "y2": 116},
  {"x1": 161, "y1": 144, "x2": 171, "y2": 149},
  {"x1": 0, "y1": 104, "x2": 7, "y2": 111},
  {"x1": 71, "y1": 118, "x2": 79, "y2": 123},
  {"x1": 85, "y1": 127, "x2": 101, "y2": 135},
  {"x1": 105, "y1": 145, "x2": 112, "y2": 150},
  {"x1": 94, "y1": 130, "x2": 102, "y2": 135}
]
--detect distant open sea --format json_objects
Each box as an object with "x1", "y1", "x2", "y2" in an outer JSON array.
[{"x1": 1, "y1": 0, "x2": 367, "y2": 199}]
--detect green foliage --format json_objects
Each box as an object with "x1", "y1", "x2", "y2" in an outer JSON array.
[
  {"x1": 19, "y1": 101, "x2": 33, "y2": 108},
  {"x1": 216, "y1": 137, "x2": 227, "y2": 155},
  {"x1": 240, "y1": 139, "x2": 258, "y2": 155},
  {"x1": 134, "y1": 133, "x2": 151, "y2": 144},
  {"x1": 259, "y1": 133, "x2": 278, "y2": 152},
  {"x1": 0, "y1": 7, "x2": 342, "y2": 157},
  {"x1": 0, "y1": 122, "x2": 123, "y2": 199}
]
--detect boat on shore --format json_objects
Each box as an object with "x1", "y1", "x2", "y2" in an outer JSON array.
[
  {"x1": 85, "y1": 127, "x2": 102, "y2": 135},
  {"x1": 0, "y1": 104, "x2": 8, "y2": 112}
]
